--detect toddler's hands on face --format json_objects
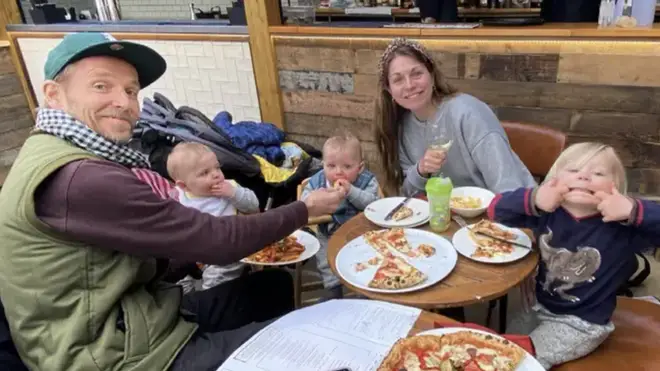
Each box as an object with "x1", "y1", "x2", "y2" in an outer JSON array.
[
  {"x1": 535, "y1": 178, "x2": 569, "y2": 213},
  {"x1": 210, "y1": 180, "x2": 236, "y2": 198},
  {"x1": 594, "y1": 184, "x2": 634, "y2": 223}
]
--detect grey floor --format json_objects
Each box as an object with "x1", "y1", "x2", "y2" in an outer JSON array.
[{"x1": 298, "y1": 251, "x2": 660, "y2": 330}]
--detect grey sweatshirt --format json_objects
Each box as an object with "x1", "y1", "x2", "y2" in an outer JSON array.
[{"x1": 400, "y1": 93, "x2": 536, "y2": 196}]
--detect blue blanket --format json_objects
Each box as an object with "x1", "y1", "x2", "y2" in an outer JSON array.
[{"x1": 212, "y1": 111, "x2": 285, "y2": 165}]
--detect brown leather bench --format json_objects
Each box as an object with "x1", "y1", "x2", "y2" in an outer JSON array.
[
  {"x1": 501, "y1": 121, "x2": 567, "y2": 181},
  {"x1": 553, "y1": 297, "x2": 660, "y2": 370}
]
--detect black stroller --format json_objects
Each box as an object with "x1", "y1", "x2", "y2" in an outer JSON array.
[{"x1": 130, "y1": 93, "x2": 322, "y2": 210}]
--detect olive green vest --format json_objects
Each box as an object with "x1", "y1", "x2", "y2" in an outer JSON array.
[{"x1": 0, "y1": 134, "x2": 197, "y2": 371}]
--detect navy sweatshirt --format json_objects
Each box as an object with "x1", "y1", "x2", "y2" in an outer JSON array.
[{"x1": 489, "y1": 188, "x2": 660, "y2": 325}]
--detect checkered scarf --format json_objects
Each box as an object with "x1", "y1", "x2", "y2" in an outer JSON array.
[{"x1": 35, "y1": 108, "x2": 150, "y2": 168}]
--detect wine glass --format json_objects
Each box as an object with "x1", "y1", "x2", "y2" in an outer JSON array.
[
  {"x1": 427, "y1": 122, "x2": 453, "y2": 153},
  {"x1": 425, "y1": 122, "x2": 452, "y2": 178}
]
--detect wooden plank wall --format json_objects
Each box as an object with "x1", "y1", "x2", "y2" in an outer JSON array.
[
  {"x1": 0, "y1": 46, "x2": 32, "y2": 184},
  {"x1": 275, "y1": 37, "x2": 660, "y2": 196}
]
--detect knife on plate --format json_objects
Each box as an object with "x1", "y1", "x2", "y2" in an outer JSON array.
[
  {"x1": 473, "y1": 230, "x2": 531, "y2": 250},
  {"x1": 383, "y1": 197, "x2": 411, "y2": 221}
]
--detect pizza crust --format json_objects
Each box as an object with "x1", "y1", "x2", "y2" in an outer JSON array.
[
  {"x1": 445, "y1": 332, "x2": 524, "y2": 364},
  {"x1": 368, "y1": 257, "x2": 426, "y2": 290},
  {"x1": 378, "y1": 336, "x2": 444, "y2": 371},
  {"x1": 377, "y1": 332, "x2": 526, "y2": 371}
]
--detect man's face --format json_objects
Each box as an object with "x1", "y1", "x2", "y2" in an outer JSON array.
[{"x1": 44, "y1": 56, "x2": 141, "y2": 143}]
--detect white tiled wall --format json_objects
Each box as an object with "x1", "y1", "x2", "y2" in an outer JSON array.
[
  {"x1": 17, "y1": 37, "x2": 261, "y2": 122},
  {"x1": 118, "y1": 0, "x2": 235, "y2": 20}
]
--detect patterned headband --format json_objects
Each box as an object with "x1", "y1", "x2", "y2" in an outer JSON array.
[{"x1": 378, "y1": 38, "x2": 435, "y2": 84}]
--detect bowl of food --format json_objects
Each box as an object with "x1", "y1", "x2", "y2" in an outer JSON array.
[{"x1": 450, "y1": 186, "x2": 495, "y2": 218}]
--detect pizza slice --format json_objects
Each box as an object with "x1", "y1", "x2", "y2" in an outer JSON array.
[
  {"x1": 391, "y1": 205, "x2": 414, "y2": 222},
  {"x1": 383, "y1": 228, "x2": 416, "y2": 257},
  {"x1": 471, "y1": 220, "x2": 517, "y2": 240},
  {"x1": 363, "y1": 230, "x2": 395, "y2": 258},
  {"x1": 469, "y1": 220, "x2": 517, "y2": 258},
  {"x1": 368, "y1": 256, "x2": 426, "y2": 290}
]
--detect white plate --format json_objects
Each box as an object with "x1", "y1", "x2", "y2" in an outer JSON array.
[
  {"x1": 335, "y1": 228, "x2": 457, "y2": 294},
  {"x1": 452, "y1": 223, "x2": 532, "y2": 264},
  {"x1": 404, "y1": 216, "x2": 430, "y2": 228},
  {"x1": 417, "y1": 327, "x2": 544, "y2": 371},
  {"x1": 365, "y1": 197, "x2": 430, "y2": 228},
  {"x1": 241, "y1": 229, "x2": 320, "y2": 266}
]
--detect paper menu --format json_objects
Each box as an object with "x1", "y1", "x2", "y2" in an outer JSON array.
[{"x1": 217, "y1": 299, "x2": 422, "y2": 371}]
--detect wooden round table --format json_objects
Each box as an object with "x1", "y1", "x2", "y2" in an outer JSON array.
[{"x1": 328, "y1": 213, "x2": 539, "y2": 310}]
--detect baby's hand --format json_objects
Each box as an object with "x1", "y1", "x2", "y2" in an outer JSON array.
[
  {"x1": 334, "y1": 179, "x2": 351, "y2": 197},
  {"x1": 211, "y1": 181, "x2": 235, "y2": 198},
  {"x1": 535, "y1": 178, "x2": 569, "y2": 213},
  {"x1": 594, "y1": 184, "x2": 634, "y2": 223}
]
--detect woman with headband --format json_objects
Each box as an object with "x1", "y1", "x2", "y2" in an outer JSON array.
[{"x1": 373, "y1": 38, "x2": 536, "y2": 196}]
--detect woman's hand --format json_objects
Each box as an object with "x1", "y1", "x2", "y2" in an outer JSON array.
[
  {"x1": 417, "y1": 149, "x2": 446, "y2": 177},
  {"x1": 303, "y1": 188, "x2": 344, "y2": 217}
]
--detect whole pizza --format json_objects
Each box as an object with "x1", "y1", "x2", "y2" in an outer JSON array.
[{"x1": 378, "y1": 332, "x2": 525, "y2": 371}]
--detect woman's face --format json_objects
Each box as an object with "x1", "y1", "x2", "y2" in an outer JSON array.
[{"x1": 386, "y1": 54, "x2": 434, "y2": 113}]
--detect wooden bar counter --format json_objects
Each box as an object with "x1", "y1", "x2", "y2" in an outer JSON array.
[{"x1": 270, "y1": 22, "x2": 660, "y2": 198}]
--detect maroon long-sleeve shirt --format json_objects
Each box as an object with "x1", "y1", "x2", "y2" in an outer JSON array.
[{"x1": 34, "y1": 159, "x2": 309, "y2": 265}]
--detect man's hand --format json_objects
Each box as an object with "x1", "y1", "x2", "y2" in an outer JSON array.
[
  {"x1": 335, "y1": 179, "x2": 352, "y2": 197},
  {"x1": 303, "y1": 188, "x2": 344, "y2": 217},
  {"x1": 595, "y1": 184, "x2": 634, "y2": 223},
  {"x1": 210, "y1": 181, "x2": 236, "y2": 198},
  {"x1": 535, "y1": 178, "x2": 569, "y2": 213},
  {"x1": 417, "y1": 148, "x2": 446, "y2": 177}
]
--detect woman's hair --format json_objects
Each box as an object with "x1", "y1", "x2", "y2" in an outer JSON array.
[
  {"x1": 373, "y1": 38, "x2": 458, "y2": 195},
  {"x1": 545, "y1": 142, "x2": 628, "y2": 193}
]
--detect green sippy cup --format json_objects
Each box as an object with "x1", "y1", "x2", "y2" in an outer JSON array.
[{"x1": 426, "y1": 176, "x2": 453, "y2": 233}]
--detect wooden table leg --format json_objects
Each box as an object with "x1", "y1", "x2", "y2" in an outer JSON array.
[{"x1": 294, "y1": 261, "x2": 303, "y2": 309}]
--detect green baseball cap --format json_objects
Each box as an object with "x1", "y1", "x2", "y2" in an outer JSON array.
[{"x1": 44, "y1": 32, "x2": 166, "y2": 88}]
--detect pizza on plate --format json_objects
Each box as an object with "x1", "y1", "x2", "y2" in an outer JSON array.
[
  {"x1": 353, "y1": 256, "x2": 382, "y2": 273},
  {"x1": 378, "y1": 332, "x2": 525, "y2": 371},
  {"x1": 384, "y1": 228, "x2": 416, "y2": 257},
  {"x1": 468, "y1": 220, "x2": 517, "y2": 259},
  {"x1": 368, "y1": 256, "x2": 426, "y2": 290},
  {"x1": 417, "y1": 244, "x2": 436, "y2": 258},
  {"x1": 245, "y1": 235, "x2": 305, "y2": 263},
  {"x1": 392, "y1": 205, "x2": 414, "y2": 222},
  {"x1": 364, "y1": 230, "x2": 396, "y2": 258}
]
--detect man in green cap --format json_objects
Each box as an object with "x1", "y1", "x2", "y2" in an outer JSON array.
[{"x1": 0, "y1": 32, "x2": 343, "y2": 371}]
